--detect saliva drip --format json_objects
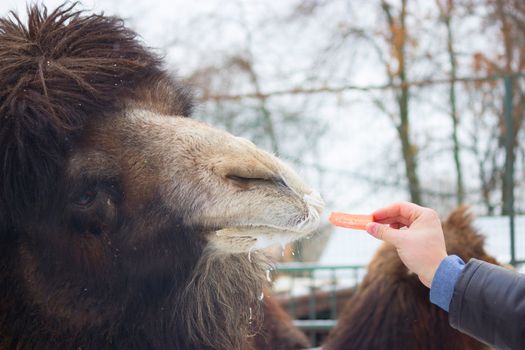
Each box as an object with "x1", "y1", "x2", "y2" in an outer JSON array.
[
  {"x1": 266, "y1": 269, "x2": 272, "y2": 282},
  {"x1": 248, "y1": 247, "x2": 253, "y2": 262}
]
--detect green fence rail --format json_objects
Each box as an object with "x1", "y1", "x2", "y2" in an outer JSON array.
[{"x1": 273, "y1": 263, "x2": 367, "y2": 346}]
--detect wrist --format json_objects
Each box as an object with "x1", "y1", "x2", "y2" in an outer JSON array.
[{"x1": 420, "y1": 254, "x2": 447, "y2": 288}]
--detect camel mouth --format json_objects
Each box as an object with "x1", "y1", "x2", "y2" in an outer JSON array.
[{"x1": 211, "y1": 191, "x2": 324, "y2": 253}]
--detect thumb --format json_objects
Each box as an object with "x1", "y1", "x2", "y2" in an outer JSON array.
[{"x1": 366, "y1": 222, "x2": 400, "y2": 245}]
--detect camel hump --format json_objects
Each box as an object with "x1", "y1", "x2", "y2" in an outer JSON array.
[
  {"x1": 443, "y1": 206, "x2": 474, "y2": 231},
  {"x1": 323, "y1": 206, "x2": 497, "y2": 350},
  {"x1": 442, "y1": 206, "x2": 497, "y2": 264}
]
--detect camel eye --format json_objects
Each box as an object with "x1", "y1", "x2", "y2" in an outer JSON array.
[{"x1": 74, "y1": 189, "x2": 98, "y2": 207}]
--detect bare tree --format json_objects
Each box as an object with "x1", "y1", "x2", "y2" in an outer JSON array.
[
  {"x1": 436, "y1": 0, "x2": 465, "y2": 206},
  {"x1": 474, "y1": 0, "x2": 525, "y2": 214},
  {"x1": 380, "y1": 0, "x2": 423, "y2": 204}
]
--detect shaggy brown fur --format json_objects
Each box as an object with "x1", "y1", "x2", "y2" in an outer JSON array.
[
  {"x1": 253, "y1": 288, "x2": 310, "y2": 349},
  {"x1": 0, "y1": 4, "x2": 191, "y2": 230},
  {"x1": 0, "y1": 4, "x2": 319, "y2": 350},
  {"x1": 323, "y1": 207, "x2": 497, "y2": 350}
]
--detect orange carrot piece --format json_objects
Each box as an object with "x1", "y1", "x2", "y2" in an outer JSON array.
[{"x1": 329, "y1": 212, "x2": 374, "y2": 230}]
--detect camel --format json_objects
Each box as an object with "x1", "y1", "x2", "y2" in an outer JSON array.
[
  {"x1": 0, "y1": 5, "x2": 322, "y2": 349},
  {"x1": 323, "y1": 207, "x2": 497, "y2": 350}
]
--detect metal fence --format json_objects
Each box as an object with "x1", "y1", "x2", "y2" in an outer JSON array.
[{"x1": 273, "y1": 263, "x2": 367, "y2": 346}]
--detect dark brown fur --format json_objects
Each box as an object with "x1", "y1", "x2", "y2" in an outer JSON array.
[
  {"x1": 0, "y1": 5, "x2": 307, "y2": 350},
  {"x1": 0, "y1": 4, "x2": 192, "y2": 230},
  {"x1": 253, "y1": 288, "x2": 310, "y2": 350},
  {"x1": 323, "y1": 207, "x2": 497, "y2": 350}
]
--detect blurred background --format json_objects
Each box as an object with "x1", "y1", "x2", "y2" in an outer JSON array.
[{"x1": 2, "y1": 0, "x2": 524, "y2": 344}]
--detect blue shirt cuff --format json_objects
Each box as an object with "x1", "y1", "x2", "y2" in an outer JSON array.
[{"x1": 429, "y1": 255, "x2": 465, "y2": 312}]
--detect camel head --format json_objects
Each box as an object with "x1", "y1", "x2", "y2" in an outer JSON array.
[
  {"x1": 58, "y1": 96, "x2": 323, "y2": 278},
  {"x1": 0, "y1": 5, "x2": 322, "y2": 350},
  {"x1": 67, "y1": 102, "x2": 323, "y2": 257}
]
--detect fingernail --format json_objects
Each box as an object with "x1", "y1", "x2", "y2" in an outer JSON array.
[{"x1": 366, "y1": 222, "x2": 379, "y2": 236}]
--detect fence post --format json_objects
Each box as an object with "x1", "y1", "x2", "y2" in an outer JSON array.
[{"x1": 504, "y1": 75, "x2": 516, "y2": 265}]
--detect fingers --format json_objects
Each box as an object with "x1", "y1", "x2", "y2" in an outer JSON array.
[
  {"x1": 389, "y1": 223, "x2": 405, "y2": 229},
  {"x1": 372, "y1": 202, "x2": 424, "y2": 225},
  {"x1": 374, "y1": 216, "x2": 410, "y2": 227},
  {"x1": 366, "y1": 222, "x2": 401, "y2": 245}
]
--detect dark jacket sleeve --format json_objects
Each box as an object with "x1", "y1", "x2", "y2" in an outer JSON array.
[{"x1": 449, "y1": 258, "x2": 525, "y2": 350}]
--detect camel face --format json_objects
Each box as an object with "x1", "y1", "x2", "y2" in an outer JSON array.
[{"x1": 67, "y1": 109, "x2": 324, "y2": 255}]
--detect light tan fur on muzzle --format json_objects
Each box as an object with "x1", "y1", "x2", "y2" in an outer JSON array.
[{"x1": 87, "y1": 109, "x2": 324, "y2": 253}]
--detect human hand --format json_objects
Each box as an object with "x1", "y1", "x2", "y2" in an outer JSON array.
[{"x1": 365, "y1": 202, "x2": 448, "y2": 288}]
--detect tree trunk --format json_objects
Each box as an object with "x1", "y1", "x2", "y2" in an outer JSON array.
[
  {"x1": 493, "y1": 0, "x2": 524, "y2": 214},
  {"x1": 440, "y1": 0, "x2": 465, "y2": 205},
  {"x1": 383, "y1": 0, "x2": 423, "y2": 204}
]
